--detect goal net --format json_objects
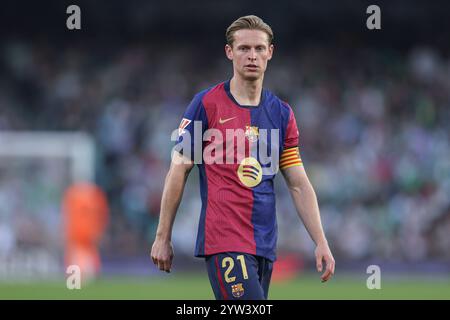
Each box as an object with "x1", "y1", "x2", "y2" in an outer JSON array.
[{"x1": 0, "y1": 131, "x2": 95, "y2": 281}]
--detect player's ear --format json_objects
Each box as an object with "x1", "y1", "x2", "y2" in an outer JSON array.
[
  {"x1": 225, "y1": 44, "x2": 233, "y2": 60},
  {"x1": 267, "y1": 44, "x2": 274, "y2": 61}
]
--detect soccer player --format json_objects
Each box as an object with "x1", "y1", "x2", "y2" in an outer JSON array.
[{"x1": 151, "y1": 15, "x2": 335, "y2": 300}]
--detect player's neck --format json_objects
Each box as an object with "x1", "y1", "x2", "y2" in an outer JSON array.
[{"x1": 229, "y1": 76, "x2": 263, "y2": 106}]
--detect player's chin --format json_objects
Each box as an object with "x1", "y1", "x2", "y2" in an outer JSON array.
[{"x1": 242, "y1": 72, "x2": 262, "y2": 81}]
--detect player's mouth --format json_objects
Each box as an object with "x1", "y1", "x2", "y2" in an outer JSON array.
[{"x1": 244, "y1": 64, "x2": 259, "y2": 71}]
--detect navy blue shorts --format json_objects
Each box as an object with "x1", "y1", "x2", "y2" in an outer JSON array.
[{"x1": 205, "y1": 252, "x2": 273, "y2": 300}]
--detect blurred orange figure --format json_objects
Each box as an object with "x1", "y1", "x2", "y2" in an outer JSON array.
[
  {"x1": 62, "y1": 182, "x2": 109, "y2": 282},
  {"x1": 271, "y1": 253, "x2": 304, "y2": 283}
]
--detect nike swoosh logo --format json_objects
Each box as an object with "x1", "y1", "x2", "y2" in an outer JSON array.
[{"x1": 219, "y1": 116, "x2": 236, "y2": 124}]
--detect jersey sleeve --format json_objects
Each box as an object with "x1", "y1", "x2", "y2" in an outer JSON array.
[
  {"x1": 174, "y1": 93, "x2": 208, "y2": 161},
  {"x1": 280, "y1": 106, "x2": 303, "y2": 170}
]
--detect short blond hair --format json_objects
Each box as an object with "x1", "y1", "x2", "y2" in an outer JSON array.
[{"x1": 226, "y1": 15, "x2": 274, "y2": 47}]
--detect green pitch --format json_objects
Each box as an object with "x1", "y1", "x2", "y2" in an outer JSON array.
[{"x1": 0, "y1": 273, "x2": 449, "y2": 299}]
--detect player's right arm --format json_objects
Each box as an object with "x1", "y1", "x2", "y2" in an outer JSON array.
[
  {"x1": 151, "y1": 91, "x2": 207, "y2": 273},
  {"x1": 150, "y1": 151, "x2": 194, "y2": 273}
]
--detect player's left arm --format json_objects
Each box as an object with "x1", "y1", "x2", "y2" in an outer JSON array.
[{"x1": 281, "y1": 164, "x2": 335, "y2": 282}]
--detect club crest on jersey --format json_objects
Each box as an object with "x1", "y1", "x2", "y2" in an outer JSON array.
[
  {"x1": 178, "y1": 118, "x2": 191, "y2": 136},
  {"x1": 245, "y1": 126, "x2": 259, "y2": 142},
  {"x1": 231, "y1": 283, "x2": 244, "y2": 298}
]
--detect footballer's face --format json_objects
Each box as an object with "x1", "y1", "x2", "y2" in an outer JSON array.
[{"x1": 225, "y1": 29, "x2": 274, "y2": 81}]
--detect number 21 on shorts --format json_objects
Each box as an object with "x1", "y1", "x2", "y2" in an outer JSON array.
[{"x1": 222, "y1": 255, "x2": 248, "y2": 283}]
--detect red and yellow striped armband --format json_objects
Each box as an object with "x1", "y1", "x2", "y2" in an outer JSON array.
[{"x1": 279, "y1": 147, "x2": 303, "y2": 170}]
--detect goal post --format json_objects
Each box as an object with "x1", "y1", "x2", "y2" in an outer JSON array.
[{"x1": 0, "y1": 131, "x2": 96, "y2": 183}]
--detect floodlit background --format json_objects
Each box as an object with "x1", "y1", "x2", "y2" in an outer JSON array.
[{"x1": 0, "y1": 0, "x2": 449, "y2": 299}]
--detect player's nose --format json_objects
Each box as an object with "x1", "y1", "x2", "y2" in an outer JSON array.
[{"x1": 248, "y1": 48, "x2": 257, "y2": 60}]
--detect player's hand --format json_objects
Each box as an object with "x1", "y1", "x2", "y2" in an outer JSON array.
[
  {"x1": 150, "y1": 237, "x2": 174, "y2": 273},
  {"x1": 315, "y1": 242, "x2": 335, "y2": 282}
]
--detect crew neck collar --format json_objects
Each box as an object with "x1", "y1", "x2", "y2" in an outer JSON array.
[{"x1": 224, "y1": 80, "x2": 265, "y2": 109}]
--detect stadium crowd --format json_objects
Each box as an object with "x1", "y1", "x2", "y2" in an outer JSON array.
[{"x1": 0, "y1": 40, "x2": 449, "y2": 266}]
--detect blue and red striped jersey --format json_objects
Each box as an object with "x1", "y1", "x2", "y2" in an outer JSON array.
[{"x1": 175, "y1": 80, "x2": 301, "y2": 262}]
